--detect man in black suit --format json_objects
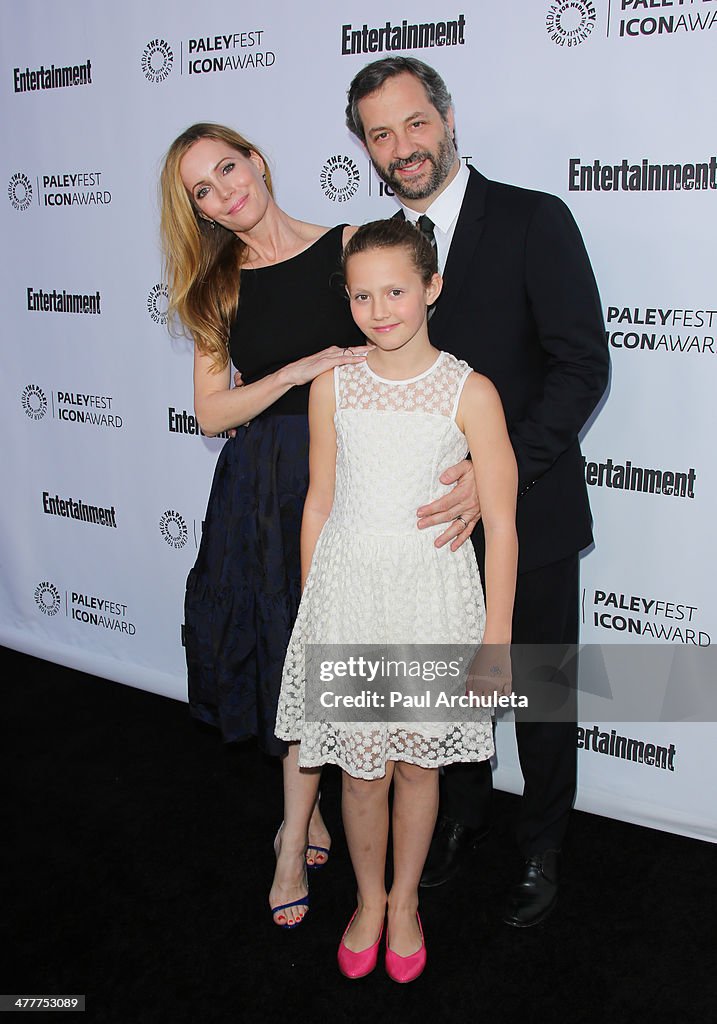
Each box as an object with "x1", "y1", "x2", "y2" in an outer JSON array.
[{"x1": 346, "y1": 57, "x2": 608, "y2": 926}]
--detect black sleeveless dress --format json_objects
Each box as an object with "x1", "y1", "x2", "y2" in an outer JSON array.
[{"x1": 184, "y1": 225, "x2": 362, "y2": 754}]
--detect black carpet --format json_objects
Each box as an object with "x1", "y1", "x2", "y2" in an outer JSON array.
[{"x1": 4, "y1": 646, "x2": 715, "y2": 1024}]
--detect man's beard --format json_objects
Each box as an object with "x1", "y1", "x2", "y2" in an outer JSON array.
[{"x1": 373, "y1": 129, "x2": 457, "y2": 200}]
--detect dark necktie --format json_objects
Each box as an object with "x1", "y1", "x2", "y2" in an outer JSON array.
[
  {"x1": 416, "y1": 215, "x2": 438, "y2": 319},
  {"x1": 417, "y1": 214, "x2": 436, "y2": 251}
]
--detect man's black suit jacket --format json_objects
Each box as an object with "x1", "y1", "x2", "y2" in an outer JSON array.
[{"x1": 411, "y1": 166, "x2": 608, "y2": 574}]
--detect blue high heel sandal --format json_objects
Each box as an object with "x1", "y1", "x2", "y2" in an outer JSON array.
[
  {"x1": 270, "y1": 894, "x2": 310, "y2": 929},
  {"x1": 306, "y1": 844, "x2": 331, "y2": 870},
  {"x1": 306, "y1": 793, "x2": 331, "y2": 870},
  {"x1": 272, "y1": 823, "x2": 310, "y2": 928}
]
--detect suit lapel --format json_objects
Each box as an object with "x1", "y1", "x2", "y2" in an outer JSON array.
[{"x1": 432, "y1": 167, "x2": 488, "y2": 330}]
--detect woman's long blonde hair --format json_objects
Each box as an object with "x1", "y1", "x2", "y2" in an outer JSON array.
[{"x1": 159, "y1": 123, "x2": 274, "y2": 370}]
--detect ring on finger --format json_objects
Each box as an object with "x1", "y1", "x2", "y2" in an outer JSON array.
[
  {"x1": 454, "y1": 514, "x2": 468, "y2": 529},
  {"x1": 346, "y1": 348, "x2": 354, "y2": 356}
]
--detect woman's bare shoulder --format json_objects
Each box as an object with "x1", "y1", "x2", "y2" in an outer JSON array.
[
  {"x1": 285, "y1": 219, "x2": 357, "y2": 249},
  {"x1": 288, "y1": 220, "x2": 333, "y2": 243}
]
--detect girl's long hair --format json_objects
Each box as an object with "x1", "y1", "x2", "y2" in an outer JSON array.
[{"x1": 159, "y1": 123, "x2": 274, "y2": 370}]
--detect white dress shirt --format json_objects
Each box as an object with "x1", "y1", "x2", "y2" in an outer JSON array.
[{"x1": 400, "y1": 159, "x2": 470, "y2": 274}]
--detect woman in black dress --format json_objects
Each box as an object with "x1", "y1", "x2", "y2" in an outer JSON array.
[{"x1": 160, "y1": 123, "x2": 367, "y2": 927}]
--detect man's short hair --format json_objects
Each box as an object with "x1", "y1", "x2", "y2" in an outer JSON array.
[{"x1": 346, "y1": 57, "x2": 453, "y2": 143}]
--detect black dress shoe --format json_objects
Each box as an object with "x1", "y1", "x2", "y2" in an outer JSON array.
[
  {"x1": 503, "y1": 850, "x2": 560, "y2": 928},
  {"x1": 419, "y1": 816, "x2": 490, "y2": 889}
]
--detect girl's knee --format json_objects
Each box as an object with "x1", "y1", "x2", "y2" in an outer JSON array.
[
  {"x1": 393, "y1": 761, "x2": 438, "y2": 785},
  {"x1": 342, "y1": 772, "x2": 382, "y2": 800}
]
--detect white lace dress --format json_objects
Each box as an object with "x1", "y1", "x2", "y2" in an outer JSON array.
[{"x1": 274, "y1": 351, "x2": 494, "y2": 778}]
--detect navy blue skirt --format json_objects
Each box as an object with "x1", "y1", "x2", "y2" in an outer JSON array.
[{"x1": 184, "y1": 414, "x2": 309, "y2": 755}]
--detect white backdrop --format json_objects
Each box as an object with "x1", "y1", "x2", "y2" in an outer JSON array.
[{"x1": 2, "y1": 0, "x2": 715, "y2": 841}]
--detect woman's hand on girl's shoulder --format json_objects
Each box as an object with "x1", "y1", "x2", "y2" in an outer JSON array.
[{"x1": 279, "y1": 345, "x2": 372, "y2": 388}]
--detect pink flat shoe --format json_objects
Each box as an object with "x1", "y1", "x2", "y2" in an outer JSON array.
[
  {"x1": 385, "y1": 913, "x2": 426, "y2": 984},
  {"x1": 337, "y1": 910, "x2": 384, "y2": 979}
]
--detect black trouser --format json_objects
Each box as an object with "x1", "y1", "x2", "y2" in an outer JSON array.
[{"x1": 441, "y1": 553, "x2": 579, "y2": 856}]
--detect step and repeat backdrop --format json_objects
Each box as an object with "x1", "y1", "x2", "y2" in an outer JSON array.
[{"x1": 2, "y1": 1, "x2": 715, "y2": 841}]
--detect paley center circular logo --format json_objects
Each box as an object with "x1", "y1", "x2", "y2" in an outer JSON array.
[
  {"x1": 147, "y1": 283, "x2": 170, "y2": 325},
  {"x1": 8, "y1": 172, "x2": 33, "y2": 211},
  {"x1": 21, "y1": 384, "x2": 48, "y2": 420},
  {"x1": 546, "y1": 1, "x2": 597, "y2": 47},
  {"x1": 159, "y1": 509, "x2": 188, "y2": 549},
  {"x1": 35, "y1": 580, "x2": 61, "y2": 616},
  {"x1": 320, "y1": 155, "x2": 361, "y2": 203},
  {"x1": 141, "y1": 39, "x2": 174, "y2": 83}
]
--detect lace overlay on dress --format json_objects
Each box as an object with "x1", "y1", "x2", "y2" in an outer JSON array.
[
  {"x1": 334, "y1": 350, "x2": 471, "y2": 418},
  {"x1": 275, "y1": 351, "x2": 492, "y2": 778}
]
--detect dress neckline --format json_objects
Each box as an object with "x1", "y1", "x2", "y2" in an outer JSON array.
[
  {"x1": 363, "y1": 350, "x2": 445, "y2": 385},
  {"x1": 242, "y1": 224, "x2": 341, "y2": 271}
]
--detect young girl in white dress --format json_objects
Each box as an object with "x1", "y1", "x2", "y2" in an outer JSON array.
[{"x1": 275, "y1": 219, "x2": 518, "y2": 982}]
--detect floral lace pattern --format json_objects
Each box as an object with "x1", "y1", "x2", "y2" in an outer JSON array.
[
  {"x1": 336, "y1": 350, "x2": 471, "y2": 417},
  {"x1": 275, "y1": 351, "x2": 493, "y2": 778}
]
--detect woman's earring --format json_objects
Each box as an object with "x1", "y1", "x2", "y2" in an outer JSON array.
[
  {"x1": 262, "y1": 173, "x2": 267, "y2": 182},
  {"x1": 209, "y1": 220, "x2": 216, "y2": 229}
]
